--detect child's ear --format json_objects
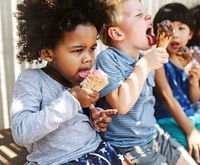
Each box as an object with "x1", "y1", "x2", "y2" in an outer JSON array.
[
  {"x1": 188, "y1": 31, "x2": 194, "y2": 40},
  {"x1": 39, "y1": 48, "x2": 53, "y2": 62},
  {"x1": 108, "y1": 27, "x2": 124, "y2": 41}
]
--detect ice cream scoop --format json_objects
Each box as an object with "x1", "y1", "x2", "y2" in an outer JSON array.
[
  {"x1": 156, "y1": 20, "x2": 174, "y2": 48},
  {"x1": 176, "y1": 46, "x2": 192, "y2": 67},
  {"x1": 82, "y1": 70, "x2": 109, "y2": 92}
]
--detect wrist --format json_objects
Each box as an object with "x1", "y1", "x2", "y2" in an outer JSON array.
[
  {"x1": 68, "y1": 88, "x2": 77, "y2": 99},
  {"x1": 136, "y1": 57, "x2": 151, "y2": 74},
  {"x1": 189, "y1": 81, "x2": 199, "y2": 87}
]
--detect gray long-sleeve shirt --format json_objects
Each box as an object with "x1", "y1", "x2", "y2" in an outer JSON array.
[{"x1": 10, "y1": 68, "x2": 101, "y2": 165}]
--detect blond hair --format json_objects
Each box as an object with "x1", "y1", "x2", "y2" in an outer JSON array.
[{"x1": 100, "y1": 0, "x2": 129, "y2": 46}]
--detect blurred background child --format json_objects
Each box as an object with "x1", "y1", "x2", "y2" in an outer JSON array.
[
  {"x1": 188, "y1": 4, "x2": 200, "y2": 113},
  {"x1": 189, "y1": 5, "x2": 200, "y2": 48},
  {"x1": 153, "y1": 3, "x2": 200, "y2": 163}
]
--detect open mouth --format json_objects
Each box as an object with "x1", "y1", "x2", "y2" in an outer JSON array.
[
  {"x1": 78, "y1": 69, "x2": 90, "y2": 79},
  {"x1": 146, "y1": 27, "x2": 156, "y2": 46},
  {"x1": 170, "y1": 41, "x2": 180, "y2": 49}
]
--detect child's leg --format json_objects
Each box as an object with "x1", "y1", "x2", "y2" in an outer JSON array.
[
  {"x1": 175, "y1": 147, "x2": 197, "y2": 165},
  {"x1": 189, "y1": 114, "x2": 200, "y2": 163},
  {"x1": 123, "y1": 155, "x2": 134, "y2": 165}
]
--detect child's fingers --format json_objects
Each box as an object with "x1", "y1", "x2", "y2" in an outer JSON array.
[
  {"x1": 193, "y1": 145, "x2": 200, "y2": 163},
  {"x1": 188, "y1": 144, "x2": 200, "y2": 164},
  {"x1": 100, "y1": 109, "x2": 118, "y2": 117},
  {"x1": 156, "y1": 47, "x2": 168, "y2": 53},
  {"x1": 97, "y1": 116, "x2": 112, "y2": 132},
  {"x1": 98, "y1": 126, "x2": 107, "y2": 132},
  {"x1": 89, "y1": 104, "x2": 99, "y2": 113},
  {"x1": 101, "y1": 115, "x2": 112, "y2": 123}
]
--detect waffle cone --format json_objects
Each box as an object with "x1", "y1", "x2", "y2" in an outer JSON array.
[
  {"x1": 176, "y1": 46, "x2": 192, "y2": 67},
  {"x1": 156, "y1": 30, "x2": 172, "y2": 48},
  {"x1": 156, "y1": 20, "x2": 173, "y2": 49},
  {"x1": 176, "y1": 56, "x2": 192, "y2": 67},
  {"x1": 83, "y1": 71, "x2": 109, "y2": 92}
]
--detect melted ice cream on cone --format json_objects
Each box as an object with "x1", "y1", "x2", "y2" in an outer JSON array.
[
  {"x1": 176, "y1": 46, "x2": 192, "y2": 67},
  {"x1": 176, "y1": 46, "x2": 194, "y2": 75},
  {"x1": 156, "y1": 20, "x2": 174, "y2": 48},
  {"x1": 82, "y1": 70, "x2": 109, "y2": 92},
  {"x1": 190, "y1": 46, "x2": 200, "y2": 64}
]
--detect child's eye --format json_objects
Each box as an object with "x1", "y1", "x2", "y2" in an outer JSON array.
[
  {"x1": 72, "y1": 49, "x2": 83, "y2": 53},
  {"x1": 136, "y1": 13, "x2": 143, "y2": 17},
  {"x1": 90, "y1": 47, "x2": 96, "y2": 52},
  {"x1": 179, "y1": 26, "x2": 186, "y2": 31},
  {"x1": 135, "y1": 9, "x2": 145, "y2": 18}
]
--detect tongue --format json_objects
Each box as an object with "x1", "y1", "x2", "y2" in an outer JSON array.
[
  {"x1": 147, "y1": 34, "x2": 156, "y2": 46},
  {"x1": 78, "y1": 70, "x2": 89, "y2": 79}
]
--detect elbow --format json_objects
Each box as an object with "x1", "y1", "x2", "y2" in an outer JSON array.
[
  {"x1": 118, "y1": 111, "x2": 129, "y2": 115},
  {"x1": 11, "y1": 128, "x2": 28, "y2": 146},
  {"x1": 114, "y1": 100, "x2": 136, "y2": 115},
  {"x1": 11, "y1": 117, "x2": 32, "y2": 146},
  {"x1": 117, "y1": 105, "x2": 132, "y2": 115}
]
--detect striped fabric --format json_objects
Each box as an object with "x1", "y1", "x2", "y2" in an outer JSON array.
[{"x1": 94, "y1": 47, "x2": 158, "y2": 147}]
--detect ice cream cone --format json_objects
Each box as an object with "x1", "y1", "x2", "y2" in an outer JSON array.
[
  {"x1": 156, "y1": 20, "x2": 173, "y2": 48},
  {"x1": 82, "y1": 70, "x2": 109, "y2": 92},
  {"x1": 176, "y1": 46, "x2": 192, "y2": 67}
]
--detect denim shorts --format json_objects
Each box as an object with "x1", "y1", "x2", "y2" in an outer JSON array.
[{"x1": 118, "y1": 127, "x2": 182, "y2": 165}]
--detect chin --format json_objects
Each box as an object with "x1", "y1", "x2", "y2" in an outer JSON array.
[{"x1": 142, "y1": 44, "x2": 152, "y2": 51}]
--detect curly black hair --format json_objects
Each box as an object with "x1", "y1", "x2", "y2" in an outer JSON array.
[{"x1": 15, "y1": 0, "x2": 110, "y2": 64}]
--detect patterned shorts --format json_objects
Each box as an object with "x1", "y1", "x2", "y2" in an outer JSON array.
[{"x1": 63, "y1": 141, "x2": 123, "y2": 165}]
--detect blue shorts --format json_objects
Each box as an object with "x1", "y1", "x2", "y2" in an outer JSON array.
[{"x1": 63, "y1": 141, "x2": 123, "y2": 165}]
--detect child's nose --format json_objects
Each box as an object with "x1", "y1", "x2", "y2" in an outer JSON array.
[
  {"x1": 83, "y1": 52, "x2": 93, "y2": 63},
  {"x1": 172, "y1": 29, "x2": 178, "y2": 38},
  {"x1": 145, "y1": 14, "x2": 152, "y2": 21}
]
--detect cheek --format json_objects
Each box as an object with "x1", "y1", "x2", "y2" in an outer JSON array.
[
  {"x1": 57, "y1": 56, "x2": 79, "y2": 71},
  {"x1": 182, "y1": 34, "x2": 192, "y2": 44},
  {"x1": 91, "y1": 58, "x2": 95, "y2": 66},
  {"x1": 198, "y1": 30, "x2": 200, "y2": 37}
]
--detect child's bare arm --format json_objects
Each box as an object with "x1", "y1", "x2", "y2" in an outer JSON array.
[
  {"x1": 105, "y1": 47, "x2": 169, "y2": 114},
  {"x1": 188, "y1": 63, "x2": 200, "y2": 103},
  {"x1": 155, "y1": 67, "x2": 200, "y2": 163}
]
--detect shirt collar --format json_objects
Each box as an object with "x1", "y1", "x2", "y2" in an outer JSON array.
[{"x1": 108, "y1": 46, "x2": 142, "y2": 66}]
